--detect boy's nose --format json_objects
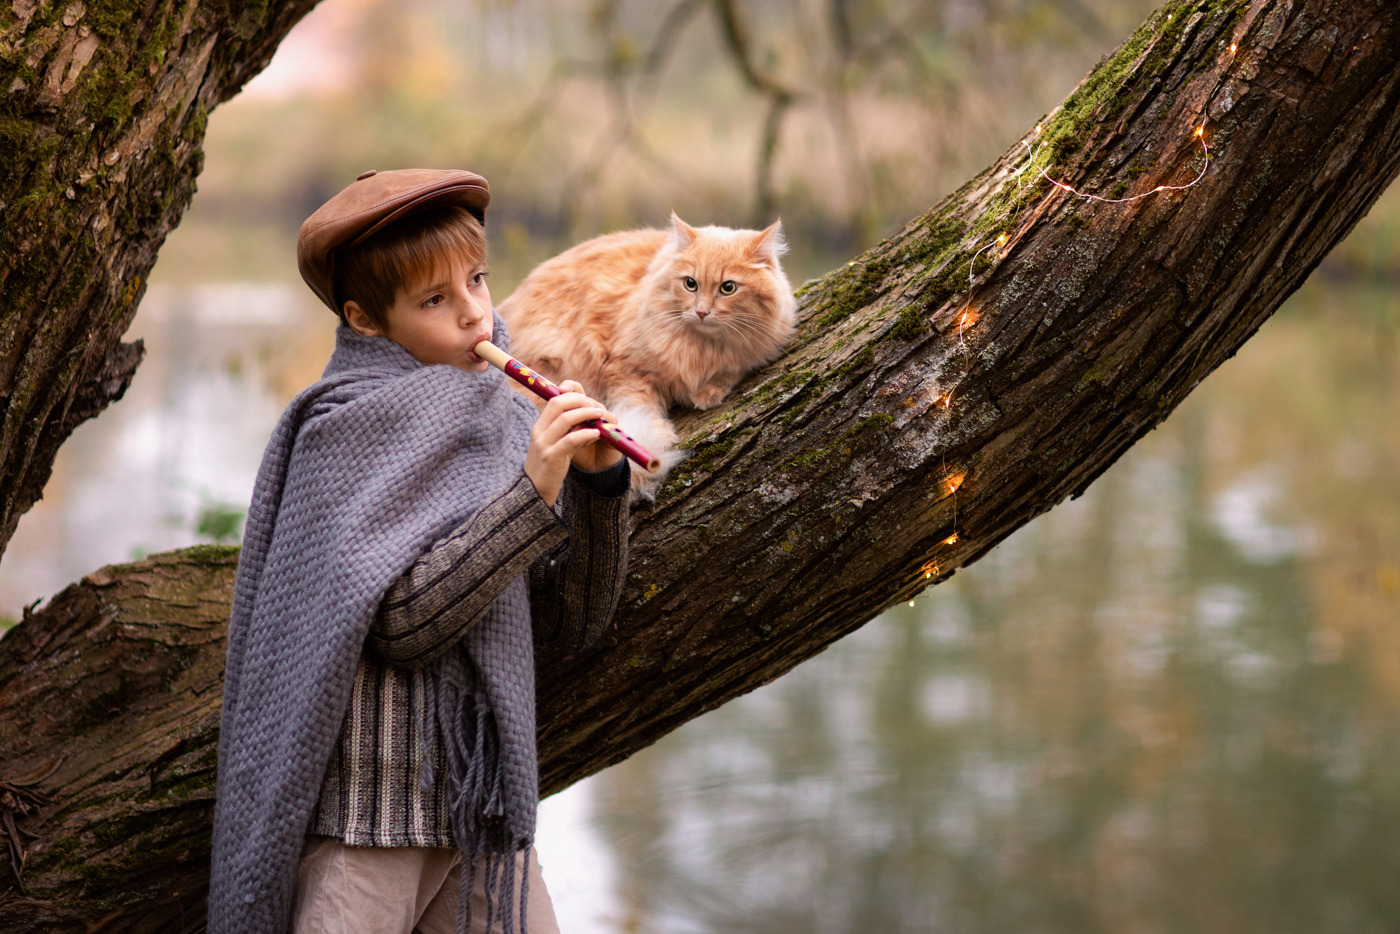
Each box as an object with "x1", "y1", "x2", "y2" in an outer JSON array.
[{"x1": 460, "y1": 295, "x2": 488, "y2": 325}]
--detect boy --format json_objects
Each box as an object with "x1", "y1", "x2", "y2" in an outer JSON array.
[{"x1": 209, "y1": 169, "x2": 629, "y2": 934}]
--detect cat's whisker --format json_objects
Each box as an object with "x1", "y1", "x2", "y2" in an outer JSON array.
[{"x1": 724, "y1": 315, "x2": 778, "y2": 342}]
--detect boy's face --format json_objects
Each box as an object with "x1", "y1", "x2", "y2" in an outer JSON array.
[{"x1": 344, "y1": 260, "x2": 493, "y2": 372}]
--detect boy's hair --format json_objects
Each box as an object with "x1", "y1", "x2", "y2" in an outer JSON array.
[{"x1": 333, "y1": 204, "x2": 486, "y2": 328}]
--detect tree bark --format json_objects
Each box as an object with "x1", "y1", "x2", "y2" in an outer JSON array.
[
  {"x1": 0, "y1": 0, "x2": 322, "y2": 561},
  {"x1": 3, "y1": 0, "x2": 1400, "y2": 929}
]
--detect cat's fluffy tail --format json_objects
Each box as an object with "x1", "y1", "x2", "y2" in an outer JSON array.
[{"x1": 609, "y1": 400, "x2": 686, "y2": 500}]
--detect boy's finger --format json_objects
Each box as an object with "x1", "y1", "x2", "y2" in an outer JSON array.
[
  {"x1": 538, "y1": 405, "x2": 606, "y2": 443},
  {"x1": 555, "y1": 428, "x2": 602, "y2": 454},
  {"x1": 541, "y1": 391, "x2": 591, "y2": 418}
]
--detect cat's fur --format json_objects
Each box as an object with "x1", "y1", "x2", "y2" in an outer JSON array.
[{"x1": 497, "y1": 213, "x2": 796, "y2": 494}]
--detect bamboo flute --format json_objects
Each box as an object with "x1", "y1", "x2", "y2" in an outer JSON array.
[{"x1": 473, "y1": 339, "x2": 662, "y2": 472}]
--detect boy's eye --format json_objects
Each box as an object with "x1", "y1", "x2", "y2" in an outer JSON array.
[
  {"x1": 472, "y1": 271, "x2": 488, "y2": 286},
  {"x1": 424, "y1": 294, "x2": 444, "y2": 306},
  {"x1": 682, "y1": 276, "x2": 698, "y2": 292},
  {"x1": 719, "y1": 280, "x2": 737, "y2": 295}
]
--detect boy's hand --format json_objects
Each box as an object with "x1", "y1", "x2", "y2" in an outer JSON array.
[{"x1": 523, "y1": 381, "x2": 623, "y2": 507}]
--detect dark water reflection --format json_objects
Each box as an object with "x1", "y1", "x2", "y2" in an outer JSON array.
[{"x1": 590, "y1": 278, "x2": 1400, "y2": 934}]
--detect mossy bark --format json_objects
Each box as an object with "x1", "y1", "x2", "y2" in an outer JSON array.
[
  {"x1": 3, "y1": 0, "x2": 1400, "y2": 930},
  {"x1": 0, "y1": 0, "x2": 321, "y2": 560}
]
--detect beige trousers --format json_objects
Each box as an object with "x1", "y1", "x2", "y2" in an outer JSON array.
[{"x1": 291, "y1": 836, "x2": 561, "y2": 934}]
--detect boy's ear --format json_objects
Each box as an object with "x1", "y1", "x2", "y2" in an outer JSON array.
[{"x1": 343, "y1": 300, "x2": 383, "y2": 337}]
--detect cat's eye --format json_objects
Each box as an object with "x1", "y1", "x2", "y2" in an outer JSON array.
[
  {"x1": 719, "y1": 280, "x2": 737, "y2": 295},
  {"x1": 682, "y1": 276, "x2": 698, "y2": 292}
]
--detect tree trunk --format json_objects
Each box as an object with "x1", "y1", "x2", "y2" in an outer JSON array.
[
  {"x1": 0, "y1": 0, "x2": 322, "y2": 561},
  {"x1": 3, "y1": 0, "x2": 1400, "y2": 929}
]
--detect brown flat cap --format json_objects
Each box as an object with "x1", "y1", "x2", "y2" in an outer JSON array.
[{"x1": 297, "y1": 168, "x2": 491, "y2": 312}]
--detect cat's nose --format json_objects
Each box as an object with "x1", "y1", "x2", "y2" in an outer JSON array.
[{"x1": 695, "y1": 308, "x2": 710, "y2": 320}]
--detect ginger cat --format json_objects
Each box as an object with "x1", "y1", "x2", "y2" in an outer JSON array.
[{"x1": 498, "y1": 213, "x2": 796, "y2": 495}]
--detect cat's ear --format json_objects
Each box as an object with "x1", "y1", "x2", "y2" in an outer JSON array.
[
  {"x1": 668, "y1": 212, "x2": 699, "y2": 251},
  {"x1": 749, "y1": 219, "x2": 788, "y2": 266}
]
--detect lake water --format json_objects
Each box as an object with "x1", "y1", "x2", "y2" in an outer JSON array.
[{"x1": 1, "y1": 268, "x2": 1396, "y2": 933}]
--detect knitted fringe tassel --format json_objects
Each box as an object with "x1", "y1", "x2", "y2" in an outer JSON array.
[
  {"x1": 455, "y1": 835, "x2": 532, "y2": 933},
  {"x1": 428, "y1": 646, "x2": 533, "y2": 934}
]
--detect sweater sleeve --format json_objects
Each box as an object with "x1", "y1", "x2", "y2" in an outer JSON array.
[
  {"x1": 529, "y1": 460, "x2": 631, "y2": 650},
  {"x1": 368, "y1": 471, "x2": 568, "y2": 668}
]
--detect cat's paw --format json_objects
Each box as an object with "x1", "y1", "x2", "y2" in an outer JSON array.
[{"x1": 689, "y1": 385, "x2": 727, "y2": 410}]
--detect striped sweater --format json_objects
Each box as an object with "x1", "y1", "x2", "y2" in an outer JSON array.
[{"x1": 308, "y1": 463, "x2": 629, "y2": 847}]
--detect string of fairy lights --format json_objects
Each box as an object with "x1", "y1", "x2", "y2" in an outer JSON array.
[{"x1": 905, "y1": 86, "x2": 1220, "y2": 606}]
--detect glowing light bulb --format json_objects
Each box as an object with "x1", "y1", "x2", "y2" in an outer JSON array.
[
  {"x1": 1229, "y1": 42, "x2": 1238, "y2": 54},
  {"x1": 943, "y1": 533, "x2": 959, "y2": 545},
  {"x1": 997, "y1": 233, "x2": 1009, "y2": 245},
  {"x1": 909, "y1": 601, "x2": 916, "y2": 607},
  {"x1": 1195, "y1": 126, "x2": 1205, "y2": 137}
]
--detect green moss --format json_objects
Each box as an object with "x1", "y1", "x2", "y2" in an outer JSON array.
[
  {"x1": 141, "y1": 3, "x2": 180, "y2": 69},
  {"x1": 782, "y1": 446, "x2": 831, "y2": 471},
  {"x1": 904, "y1": 216, "x2": 967, "y2": 272},
  {"x1": 183, "y1": 103, "x2": 210, "y2": 143},
  {"x1": 0, "y1": 113, "x2": 32, "y2": 148},
  {"x1": 780, "y1": 413, "x2": 894, "y2": 472},
  {"x1": 120, "y1": 275, "x2": 143, "y2": 308},
  {"x1": 151, "y1": 767, "x2": 218, "y2": 800},
  {"x1": 685, "y1": 436, "x2": 735, "y2": 472},
  {"x1": 175, "y1": 543, "x2": 241, "y2": 565},
  {"x1": 812, "y1": 251, "x2": 896, "y2": 326},
  {"x1": 74, "y1": 61, "x2": 139, "y2": 127},
  {"x1": 888, "y1": 305, "x2": 927, "y2": 341},
  {"x1": 748, "y1": 366, "x2": 814, "y2": 406},
  {"x1": 836, "y1": 344, "x2": 874, "y2": 378},
  {"x1": 849, "y1": 413, "x2": 894, "y2": 435},
  {"x1": 88, "y1": 0, "x2": 156, "y2": 40}
]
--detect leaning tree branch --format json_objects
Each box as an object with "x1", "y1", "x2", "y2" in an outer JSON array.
[{"x1": 3, "y1": 0, "x2": 1400, "y2": 930}]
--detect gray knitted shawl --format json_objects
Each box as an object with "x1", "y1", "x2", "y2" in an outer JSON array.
[{"x1": 210, "y1": 321, "x2": 541, "y2": 933}]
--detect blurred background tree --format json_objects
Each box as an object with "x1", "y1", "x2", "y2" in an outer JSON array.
[{"x1": 172, "y1": 0, "x2": 1232, "y2": 285}]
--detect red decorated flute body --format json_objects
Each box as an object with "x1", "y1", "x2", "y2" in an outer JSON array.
[{"x1": 473, "y1": 339, "x2": 661, "y2": 472}]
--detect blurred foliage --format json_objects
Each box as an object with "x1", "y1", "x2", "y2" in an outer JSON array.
[
  {"x1": 153, "y1": 0, "x2": 1165, "y2": 288},
  {"x1": 158, "y1": 0, "x2": 1400, "y2": 296},
  {"x1": 195, "y1": 502, "x2": 245, "y2": 544},
  {"x1": 162, "y1": 0, "x2": 1400, "y2": 296}
]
